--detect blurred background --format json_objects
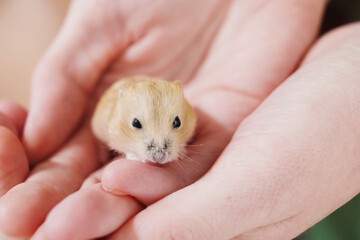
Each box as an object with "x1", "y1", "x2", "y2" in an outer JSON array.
[
  {"x1": 0, "y1": 0, "x2": 69, "y2": 106},
  {"x1": 0, "y1": 0, "x2": 359, "y2": 239}
]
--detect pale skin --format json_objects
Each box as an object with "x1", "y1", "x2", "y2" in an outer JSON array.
[{"x1": 1, "y1": 0, "x2": 360, "y2": 239}]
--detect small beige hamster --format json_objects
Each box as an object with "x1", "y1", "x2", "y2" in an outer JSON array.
[{"x1": 91, "y1": 76, "x2": 197, "y2": 164}]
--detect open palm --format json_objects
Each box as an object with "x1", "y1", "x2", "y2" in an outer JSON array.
[{"x1": 0, "y1": 0, "x2": 326, "y2": 239}]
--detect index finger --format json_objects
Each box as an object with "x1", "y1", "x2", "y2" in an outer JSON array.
[
  {"x1": 0, "y1": 101, "x2": 28, "y2": 196},
  {"x1": 23, "y1": 0, "x2": 129, "y2": 164}
]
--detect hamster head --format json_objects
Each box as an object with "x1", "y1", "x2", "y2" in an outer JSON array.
[{"x1": 108, "y1": 80, "x2": 196, "y2": 164}]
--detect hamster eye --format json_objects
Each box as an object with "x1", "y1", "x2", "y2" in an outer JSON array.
[
  {"x1": 172, "y1": 116, "x2": 181, "y2": 129},
  {"x1": 132, "y1": 118, "x2": 142, "y2": 129}
]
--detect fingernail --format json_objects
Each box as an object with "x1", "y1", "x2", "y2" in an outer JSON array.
[
  {"x1": 101, "y1": 184, "x2": 128, "y2": 196},
  {"x1": 0, "y1": 231, "x2": 28, "y2": 240}
]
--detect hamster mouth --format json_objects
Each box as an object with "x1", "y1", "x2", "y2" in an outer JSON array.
[
  {"x1": 145, "y1": 161, "x2": 166, "y2": 167},
  {"x1": 147, "y1": 158, "x2": 166, "y2": 165},
  {"x1": 144, "y1": 156, "x2": 171, "y2": 165}
]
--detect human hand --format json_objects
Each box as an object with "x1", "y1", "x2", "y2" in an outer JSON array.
[
  {"x1": 1, "y1": 0, "x2": 229, "y2": 237},
  {"x1": 16, "y1": 0, "x2": 327, "y2": 239},
  {"x1": 0, "y1": 100, "x2": 29, "y2": 239},
  {"x1": 98, "y1": 23, "x2": 360, "y2": 239},
  {"x1": 22, "y1": 0, "x2": 232, "y2": 163}
]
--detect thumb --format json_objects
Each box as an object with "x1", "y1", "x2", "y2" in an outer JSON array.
[
  {"x1": 107, "y1": 141, "x2": 274, "y2": 240},
  {"x1": 107, "y1": 117, "x2": 292, "y2": 240},
  {"x1": 23, "y1": 0, "x2": 128, "y2": 164}
]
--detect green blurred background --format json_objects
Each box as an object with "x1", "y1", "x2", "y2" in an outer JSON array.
[{"x1": 297, "y1": 0, "x2": 360, "y2": 239}]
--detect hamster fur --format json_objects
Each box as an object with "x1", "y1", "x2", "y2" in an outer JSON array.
[{"x1": 91, "y1": 76, "x2": 196, "y2": 164}]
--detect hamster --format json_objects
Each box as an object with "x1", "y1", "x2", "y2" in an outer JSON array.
[{"x1": 91, "y1": 76, "x2": 197, "y2": 164}]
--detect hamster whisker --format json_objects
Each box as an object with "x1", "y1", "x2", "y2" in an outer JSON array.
[
  {"x1": 171, "y1": 157, "x2": 189, "y2": 176},
  {"x1": 181, "y1": 142, "x2": 208, "y2": 148},
  {"x1": 183, "y1": 148, "x2": 207, "y2": 156},
  {"x1": 176, "y1": 157, "x2": 193, "y2": 173},
  {"x1": 178, "y1": 150, "x2": 194, "y2": 160},
  {"x1": 180, "y1": 142, "x2": 210, "y2": 158},
  {"x1": 179, "y1": 149, "x2": 209, "y2": 168},
  {"x1": 177, "y1": 155, "x2": 203, "y2": 174},
  {"x1": 178, "y1": 152, "x2": 202, "y2": 168}
]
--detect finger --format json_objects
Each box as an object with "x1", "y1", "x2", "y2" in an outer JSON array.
[
  {"x1": 0, "y1": 101, "x2": 28, "y2": 197},
  {"x1": 186, "y1": 0, "x2": 327, "y2": 128},
  {"x1": 0, "y1": 127, "x2": 28, "y2": 197},
  {"x1": 108, "y1": 176, "x2": 242, "y2": 240},
  {"x1": 102, "y1": 159, "x2": 185, "y2": 205},
  {"x1": 32, "y1": 183, "x2": 142, "y2": 240},
  {"x1": 0, "y1": 126, "x2": 99, "y2": 238},
  {"x1": 0, "y1": 100, "x2": 27, "y2": 137},
  {"x1": 302, "y1": 22, "x2": 360, "y2": 65},
  {"x1": 81, "y1": 165, "x2": 104, "y2": 188},
  {"x1": 110, "y1": 26, "x2": 360, "y2": 240},
  {"x1": 23, "y1": 0, "x2": 130, "y2": 164}
]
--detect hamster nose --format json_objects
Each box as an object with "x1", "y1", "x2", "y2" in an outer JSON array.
[
  {"x1": 163, "y1": 139, "x2": 171, "y2": 150},
  {"x1": 152, "y1": 151, "x2": 165, "y2": 162},
  {"x1": 147, "y1": 140, "x2": 169, "y2": 151},
  {"x1": 147, "y1": 141, "x2": 155, "y2": 151}
]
